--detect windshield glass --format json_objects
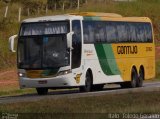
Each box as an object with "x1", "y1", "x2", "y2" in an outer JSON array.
[
  {"x1": 18, "y1": 21, "x2": 70, "y2": 69},
  {"x1": 18, "y1": 35, "x2": 70, "y2": 69},
  {"x1": 20, "y1": 21, "x2": 69, "y2": 36}
]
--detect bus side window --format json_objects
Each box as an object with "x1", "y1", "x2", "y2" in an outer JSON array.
[
  {"x1": 137, "y1": 23, "x2": 145, "y2": 42},
  {"x1": 145, "y1": 23, "x2": 152, "y2": 42},
  {"x1": 106, "y1": 22, "x2": 117, "y2": 43},
  {"x1": 129, "y1": 23, "x2": 137, "y2": 42},
  {"x1": 83, "y1": 21, "x2": 95, "y2": 43},
  {"x1": 88, "y1": 24, "x2": 95, "y2": 43},
  {"x1": 144, "y1": 23, "x2": 148, "y2": 42},
  {"x1": 117, "y1": 22, "x2": 128, "y2": 42},
  {"x1": 95, "y1": 21, "x2": 105, "y2": 43},
  {"x1": 83, "y1": 21, "x2": 89, "y2": 43}
]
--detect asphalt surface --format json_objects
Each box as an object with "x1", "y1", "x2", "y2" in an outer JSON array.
[{"x1": 0, "y1": 81, "x2": 160, "y2": 104}]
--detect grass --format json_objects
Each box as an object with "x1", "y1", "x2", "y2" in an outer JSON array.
[
  {"x1": 0, "y1": 85, "x2": 36, "y2": 97},
  {"x1": 0, "y1": 82, "x2": 36, "y2": 97},
  {"x1": 0, "y1": 92, "x2": 160, "y2": 119}
]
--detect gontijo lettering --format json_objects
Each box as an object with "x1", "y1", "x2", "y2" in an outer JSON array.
[{"x1": 117, "y1": 46, "x2": 138, "y2": 54}]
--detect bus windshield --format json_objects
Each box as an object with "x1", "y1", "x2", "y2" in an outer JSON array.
[
  {"x1": 18, "y1": 21, "x2": 70, "y2": 69},
  {"x1": 20, "y1": 21, "x2": 69, "y2": 36}
]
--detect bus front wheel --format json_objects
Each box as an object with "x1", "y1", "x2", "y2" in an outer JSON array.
[
  {"x1": 79, "y1": 71, "x2": 93, "y2": 92},
  {"x1": 36, "y1": 88, "x2": 48, "y2": 95}
]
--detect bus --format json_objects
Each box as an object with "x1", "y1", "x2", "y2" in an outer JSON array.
[{"x1": 9, "y1": 12, "x2": 155, "y2": 95}]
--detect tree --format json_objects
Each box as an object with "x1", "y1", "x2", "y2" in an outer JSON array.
[
  {"x1": 47, "y1": 0, "x2": 86, "y2": 10},
  {"x1": 22, "y1": 0, "x2": 48, "y2": 15},
  {"x1": 3, "y1": 0, "x2": 11, "y2": 3}
]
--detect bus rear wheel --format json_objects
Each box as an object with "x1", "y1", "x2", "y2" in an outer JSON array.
[
  {"x1": 79, "y1": 71, "x2": 93, "y2": 92},
  {"x1": 36, "y1": 88, "x2": 48, "y2": 95},
  {"x1": 137, "y1": 68, "x2": 144, "y2": 87},
  {"x1": 130, "y1": 68, "x2": 138, "y2": 88}
]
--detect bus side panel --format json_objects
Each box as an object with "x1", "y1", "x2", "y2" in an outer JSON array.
[
  {"x1": 83, "y1": 44, "x2": 123, "y2": 84},
  {"x1": 112, "y1": 43, "x2": 155, "y2": 81}
]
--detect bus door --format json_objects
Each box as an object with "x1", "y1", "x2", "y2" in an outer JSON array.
[{"x1": 71, "y1": 20, "x2": 83, "y2": 84}]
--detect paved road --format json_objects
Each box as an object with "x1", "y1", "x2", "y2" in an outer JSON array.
[{"x1": 0, "y1": 81, "x2": 160, "y2": 104}]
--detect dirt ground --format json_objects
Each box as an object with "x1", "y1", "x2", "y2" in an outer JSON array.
[{"x1": 0, "y1": 69, "x2": 18, "y2": 87}]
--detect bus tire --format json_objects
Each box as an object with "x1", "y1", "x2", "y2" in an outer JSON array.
[
  {"x1": 137, "y1": 68, "x2": 144, "y2": 87},
  {"x1": 79, "y1": 71, "x2": 93, "y2": 92},
  {"x1": 36, "y1": 88, "x2": 48, "y2": 95},
  {"x1": 130, "y1": 68, "x2": 138, "y2": 88}
]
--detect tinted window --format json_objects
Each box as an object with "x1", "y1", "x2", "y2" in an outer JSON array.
[
  {"x1": 18, "y1": 35, "x2": 69, "y2": 69},
  {"x1": 83, "y1": 21, "x2": 153, "y2": 43},
  {"x1": 72, "y1": 20, "x2": 82, "y2": 69},
  {"x1": 144, "y1": 23, "x2": 152, "y2": 42},
  {"x1": 95, "y1": 22, "x2": 106, "y2": 42},
  {"x1": 83, "y1": 21, "x2": 95, "y2": 43},
  {"x1": 117, "y1": 22, "x2": 128, "y2": 42},
  {"x1": 136, "y1": 23, "x2": 145, "y2": 42},
  {"x1": 128, "y1": 23, "x2": 137, "y2": 42},
  {"x1": 106, "y1": 22, "x2": 117, "y2": 43},
  {"x1": 20, "y1": 21, "x2": 69, "y2": 36}
]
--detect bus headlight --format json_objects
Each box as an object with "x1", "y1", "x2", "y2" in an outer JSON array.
[
  {"x1": 18, "y1": 72, "x2": 26, "y2": 77},
  {"x1": 58, "y1": 70, "x2": 71, "y2": 76}
]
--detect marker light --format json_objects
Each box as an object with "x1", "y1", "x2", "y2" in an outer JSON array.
[
  {"x1": 58, "y1": 70, "x2": 71, "y2": 76},
  {"x1": 18, "y1": 72, "x2": 25, "y2": 77}
]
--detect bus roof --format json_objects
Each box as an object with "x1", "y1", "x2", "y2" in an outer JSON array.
[
  {"x1": 22, "y1": 12, "x2": 152, "y2": 23},
  {"x1": 22, "y1": 14, "x2": 78, "y2": 23},
  {"x1": 100, "y1": 16, "x2": 152, "y2": 22},
  {"x1": 69, "y1": 12, "x2": 123, "y2": 17}
]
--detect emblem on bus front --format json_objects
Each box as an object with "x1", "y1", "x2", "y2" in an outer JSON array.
[{"x1": 74, "y1": 73, "x2": 82, "y2": 84}]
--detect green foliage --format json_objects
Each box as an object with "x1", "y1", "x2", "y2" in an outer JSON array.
[
  {"x1": 47, "y1": 0, "x2": 86, "y2": 9},
  {"x1": 11, "y1": 0, "x2": 47, "y2": 4},
  {"x1": 21, "y1": 0, "x2": 48, "y2": 15}
]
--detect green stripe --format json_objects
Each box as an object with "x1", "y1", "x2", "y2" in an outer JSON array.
[{"x1": 95, "y1": 44, "x2": 121, "y2": 75}]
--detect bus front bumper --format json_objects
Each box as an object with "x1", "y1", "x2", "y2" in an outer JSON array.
[{"x1": 19, "y1": 74, "x2": 78, "y2": 89}]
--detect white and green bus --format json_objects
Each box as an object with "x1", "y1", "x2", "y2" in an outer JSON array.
[{"x1": 9, "y1": 12, "x2": 155, "y2": 95}]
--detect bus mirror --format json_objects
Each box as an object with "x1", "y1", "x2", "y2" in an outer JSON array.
[
  {"x1": 9, "y1": 34, "x2": 17, "y2": 52},
  {"x1": 67, "y1": 32, "x2": 74, "y2": 50}
]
